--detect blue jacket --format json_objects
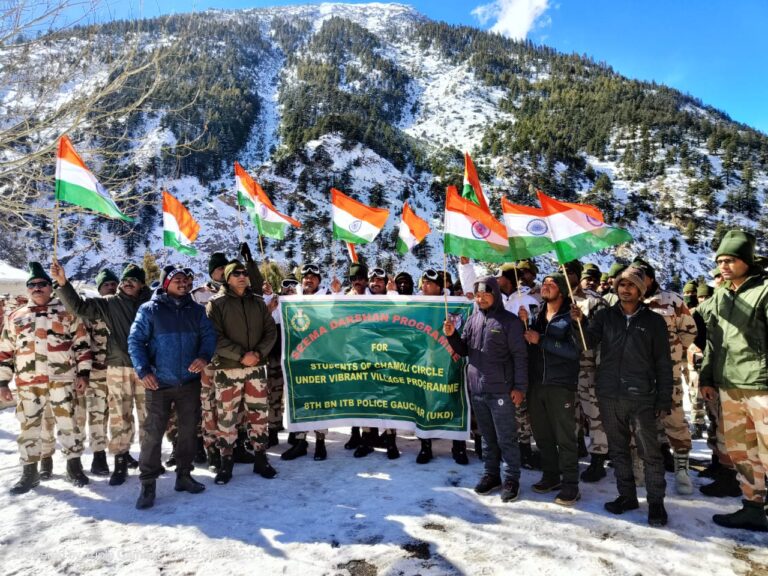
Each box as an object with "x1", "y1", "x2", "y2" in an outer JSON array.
[
  {"x1": 128, "y1": 291, "x2": 217, "y2": 388},
  {"x1": 447, "y1": 277, "x2": 528, "y2": 395}
]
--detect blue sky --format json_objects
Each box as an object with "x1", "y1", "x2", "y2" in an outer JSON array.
[{"x1": 81, "y1": 0, "x2": 768, "y2": 134}]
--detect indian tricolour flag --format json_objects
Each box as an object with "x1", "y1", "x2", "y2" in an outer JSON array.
[
  {"x1": 162, "y1": 190, "x2": 200, "y2": 256},
  {"x1": 537, "y1": 190, "x2": 633, "y2": 263},
  {"x1": 55, "y1": 135, "x2": 133, "y2": 221},
  {"x1": 331, "y1": 188, "x2": 389, "y2": 244},
  {"x1": 444, "y1": 185, "x2": 509, "y2": 263},
  {"x1": 235, "y1": 162, "x2": 301, "y2": 240},
  {"x1": 501, "y1": 198, "x2": 555, "y2": 260},
  {"x1": 396, "y1": 202, "x2": 430, "y2": 255},
  {"x1": 462, "y1": 152, "x2": 490, "y2": 213}
]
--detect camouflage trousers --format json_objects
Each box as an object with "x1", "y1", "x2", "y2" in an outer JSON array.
[
  {"x1": 706, "y1": 393, "x2": 733, "y2": 467},
  {"x1": 16, "y1": 382, "x2": 83, "y2": 464},
  {"x1": 213, "y1": 365, "x2": 269, "y2": 455},
  {"x1": 41, "y1": 376, "x2": 108, "y2": 455},
  {"x1": 200, "y1": 366, "x2": 218, "y2": 449},
  {"x1": 106, "y1": 366, "x2": 146, "y2": 455},
  {"x1": 720, "y1": 388, "x2": 768, "y2": 503},
  {"x1": 516, "y1": 399, "x2": 532, "y2": 444},
  {"x1": 267, "y1": 360, "x2": 285, "y2": 430},
  {"x1": 685, "y1": 369, "x2": 707, "y2": 425},
  {"x1": 657, "y1": 373, "x2": 692, "y2": 453},
  {"x1": 576, "y1": 364, "x2": 608, "y2": 455}
]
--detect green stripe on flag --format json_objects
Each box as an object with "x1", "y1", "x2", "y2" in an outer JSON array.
[
  {"x1": 552, "y1": 227, "x2": 633, "y2": 263},
  {"x1": 257, "y1": 218, "x2": 289, "y2": 240},
  {"x1": 508, "y1": 236, "x2": 554, "y2": 260},
  {"x1": 444, "y1": 234, "x2": 510, "y2": 263},
  {"x1": 55, "y1": 181, "x2": 133, "y2": 222},
  {"x1": 163, "y1": 230, "x2": 198, "y2": 256},
  {"x1": 396, "y1": 237, "x2": 410, "y2": 255},
  {"x1": 332, "y1": 223, "x2": 371, "y2": 245},
  {"x1": 462, "y1": 183, "x2": 482, "y2": 207}
]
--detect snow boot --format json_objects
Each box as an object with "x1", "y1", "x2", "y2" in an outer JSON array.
[
  {"x1": 175, "y1": 471, "x2": 205, "y2": 494},
  {"x1": 713, "y1": 500, "x2": 768, "y2": 531},
  {"x1": 353, "y1": 430, "x2": 375, "y2": 458},
  {"x1": 452, "y1": 440, "x2": 469, "y2": 465},
  {"x1": 39, "y1": 456, "x2": 54, "y2": 480},
  {"x1": 698, "y1": 454, "x2": 722, "y2": 479},
  {"x1": 268, "y1": 427, "x2": 279, "y2": 448},
  {"x1": 500, "y1": 478, "x2": 520, "y2": 502},
  {"x1": 214, "y1": 456, "x2": 234, "y2": 485},
  {"x1": 252, "y1": 451, "x2": 277, "y2": 479},
  {"x1": 580, "y1": 453, "x2": 607, "y2": 483},
  {"x1": 344, "y1": 427, "x2": 361, "y2": 450},
  {"x1": 660, "y1": 443, "x2": 675, "y2": 473},
  {"x1": 135, "y1": 481, "x2": 156, "y2": 510},
  {"x1": 194, "y1": 437, "x2": 207, "y2": 465},
  {"x1": 416, "y1": 440, "x2": 433, "y2": 464},
  {"x1": 10, "y1": 463, "x2": 40, "y2": 495},
  {"x1": 473, "y1": 433, "x2": 483, "y2": 460},
  {"x1": 232, "y1": 430, "x2": 255, "y2": 464},
  {"x1": 700, "y1": 467, "x2": 742, "y2": 498},
  {"x1": 555, "y1": 484, "x2": 581, "y2": 507},
  {"x1": 287, "y1": 432, "x2": 297, "y2": 446},
  {"x1": 314, "y1": 436, "x2": 327, "y2": 461},
  {"x1": 125, "y1": 453, "x2": 139, "y2": 469},
  {"x1": 532, "y1": 475, "x2": 562, "y2": 493},
  {"x1": 648, "y1": 501, "x2": 668, "y2": 527},
  {"x1": 206, "y1": 446, "x2": 221, "y2": 473},
  {"x1": 673, "y1": 452, "x2": 694, "y2": 495},
  {"x1": 165, "y1": 444, "x2": 177, "y2": 468},
  {"x1": 384, "y1": 432, "x2": 400, "y2": 460},
  {"x1": 474, "y1": 474, "x2": 502, "y2": 495},
  {"x1": 604, "y1": 495, "x2": 640, "y2": 515},
  {"x1": 90, "y1": 450, "x2": 110, "y2": 476},
  {"x1": 109, "y1": 453, "x2": 128, "y2": 486},
  {"x1": 65, "y1": 457, "x2": 89, "y2": 487},
  {"x1": 281, "y1": 439, "x2": 308, "y2": 460},
  {"x1": 519, "y1": 442, "x2": 541, "y2": 470}
]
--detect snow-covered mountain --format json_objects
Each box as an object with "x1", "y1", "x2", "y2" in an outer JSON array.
[{"x1": 3, "y1": 2, "x2": 767, "y2": 288}]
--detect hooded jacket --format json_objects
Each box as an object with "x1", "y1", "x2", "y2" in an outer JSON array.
[
  {"x1": 447, "y1": 277, "x2": 527, "y2": 394},
  {"x1": 128, "y1": 291, "x2": 217, "y2": 388},
  {"x1": 206, "y1": 284, "x2": 277, "y2": 370},
  {"x1": 57, "y1": 281, "x2": 152, "y2": 368},
  {"x1": 527, "y1": 299, "x2": 581, "y2": 391}
]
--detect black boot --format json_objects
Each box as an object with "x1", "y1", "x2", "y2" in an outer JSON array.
[
  {"x1": 578, "y1": 434, "x2": 588, "y2": 458},
  {"x1": 353, "y1": 430, "x2": 375, "y2": 458},
  {"x1": 281, "y1": 439, "x2": 308, "y2": 460},
  {"x1": 473, "y1": 433, "x2": 483, "y2": 460},
  {"x1": 233, "y1": 430, "x2": 256, "y2": 463},
  {"x1": 580, "y1": 454, "x2": 608, "y2": 483},
  {"x1": 519, "y1": 442, "x2": 541, "y2": 470},
  {"x1": 698, "y1": 454, "x2": 722, "y2": 478},
  {"x1": 90, "y1": 450, "x2": 110, "y2": 476},
  {"x1": 165, "y1": 442, "x2": 177, "y2": 468},
  {"x1": 700, "y1": 468, "x2": 742, "y2": 498},
  {"x1": 416, "y1": 440, "x2": 433, "y2": 464},
  {"x1": 66, "y1": 457, "x2": 90, "y2": 487},
  {"x1": 648, "y1": 501, "x2": 668, "y2": 527},
  {"x1": 10, "y1": 463, "x2": 40, "y2": 495},
  {"x1": 253, "y1": 451, "x2": 277, "y2": 479},
  {"x1": 691, "y1": 423, "x2": 706, "y2": 440},
  {"x1": 39, "y1": 456, "x2": 54, "y2": 480},
  {"x1": 452, "y1": 440, "x2": 469, "y2": 465},
  {"x1": 314, "y1": 436, "x2": 327, "y2": 461},
  {"x1": 175, "y1": 471, "x2": 206, "y2": 494},
  {"x1": 713, "y1": 500, "x2": 768, "y2": 531},
  {"x1": 206, "y1": 446, "x2": 221, "y2": 473},
  {"x1": 345, "y1": 427, "x2": 361, "y2": 450},
  {"x1": 109, "y1": 453, "x2": 128, "y2": 486},
  {"x1": 660, "y1": 443, "x2": 675, "y2": 473},
  {"x1": 287, "y1": 432, "x2": 298, "y2": 446},
  {"x1": 268, "y1": 428, "x2": 279, "y2": 448},
  {"x1": 194, "y1": 437, "x2": 207, "y2": 465},
  {"x1": 125, "y1": 453, "x2": 139, "y2": 469},
  {"x1": 214, "y1": 456, "x2": 234, "y2": 485},
  {"x1": 385, "y1": 431, "x2": 400, "y2": 460},
  {"x1": 136, "y1": 481, "x2": 156, "y2": 509}
]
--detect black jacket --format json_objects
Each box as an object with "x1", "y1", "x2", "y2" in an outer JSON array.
[
  {"x1": 527, "y1": 300, "x2": 581, "y2": 391},
  {"x1": 583, "y1": 302, "x2": 673, "y2": 410},
  {"x1": 447, "y1": 277, "x2": 527, "y2": 395}
]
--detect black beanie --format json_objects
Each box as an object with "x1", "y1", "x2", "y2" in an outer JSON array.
[
  {"x1": 95, "y1": 268, "x2": 119, "y2": 290},
  {"x1": 544, "y1": 272, "x2": 569, "y2": 299},
  {"x1": 208, "y1": 252, "x2": 228, "y2": 277},
  {"x1": 121, "y1": 263, "x2": 146, "y2": 284},
  {"x1": 27, "y1": 262, "x2": 52, "y2": 285}
]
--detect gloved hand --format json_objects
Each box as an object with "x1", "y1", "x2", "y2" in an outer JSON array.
[{"x1": 239, "y1": 242, "x2": 252, "y2": 263}]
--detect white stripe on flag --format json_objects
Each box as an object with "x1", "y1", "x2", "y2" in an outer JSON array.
[{"x1": 333, "y1": 205, "x2": 382, "y2": 242}]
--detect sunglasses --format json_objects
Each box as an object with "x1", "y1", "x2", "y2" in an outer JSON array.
[
  {"x1": 349, "y1": 274, "x2": 367, "y2": 281},
  {"x1": 281, "y1": 279, "x2": 299, "y2": 289},
  {"x1": 301, "y1": 264, "x2": 321, "y2": 276},
  {"x1": 229, "y1": 270, "x2": 248, "y2": 278},
  {"x1": 368, "y1": 267, "x2": 386, "y2": 279},
  {"x1": 27, "y1": 281, "x2": 50, "y2": 289},
  {"x1": 423, "y1": 269, "x2": 440, "y2": 281}
]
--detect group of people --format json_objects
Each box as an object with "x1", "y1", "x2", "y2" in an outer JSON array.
[{"x1": 0, "y1": 230, "x2": 765, "y2": 532}]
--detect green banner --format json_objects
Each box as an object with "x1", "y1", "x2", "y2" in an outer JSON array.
[{"x1": 280, "y1": 295, "x2": 473, "y2": 439}]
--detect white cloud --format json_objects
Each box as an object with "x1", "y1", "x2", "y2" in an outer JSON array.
[{"x1": 471, "y1": 0, "x2": 551, "y2": 40}]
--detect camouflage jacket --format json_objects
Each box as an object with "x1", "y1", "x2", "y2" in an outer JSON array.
[
  {"x1": 87, "y1": 318, "x2": 109, "y2": 374},
  {"x1": 573, "y1": 287, "x2": 607, "y2": 368},
  {"x1": 0, "y1": 298, "x2": 92, "y2": 387},
  {"x1": 645, "y1": 286, "x2": 697, "y2": 367},
  {"x1": 191, "y1": 282, "x2": 221, "y2": 306}
]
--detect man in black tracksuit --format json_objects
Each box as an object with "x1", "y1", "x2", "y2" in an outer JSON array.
[
  {"x1": 573, "y1": 266, "x2": 673, "y2": 527},
  {"x1": 523, "y1": 273, "x2": 582, "y2": 506}
]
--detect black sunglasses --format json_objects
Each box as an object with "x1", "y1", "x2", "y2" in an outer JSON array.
[
  {"x1": 301, "y1": 264, "x2": 321, "y2": 276},
  {"x1": 229, "y1": 270, "x2": 248, "y2": 278},
  {"x1": 368, "y1": 267, "x2": 386, "y2": 279},
  {"x1": 27, "y1": 281, "x2": 50, "y2": 289}
]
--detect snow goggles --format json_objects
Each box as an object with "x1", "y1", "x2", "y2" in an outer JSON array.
[
  {"x1": 422, "y1": 269, "x2": 440, "y2": 281},
  {"x1": 281, "y1": 279, "x2": 299, "y2": 289},
  {"x1": 368, "y1": 267, "x2": 387, "y2": 279},
  {"x1": 301, "y1": 264, "x2": 321, "y2": 276}
]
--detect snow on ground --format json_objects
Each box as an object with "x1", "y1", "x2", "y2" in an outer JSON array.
[
  {"x1": 1, "y1": 404, "x2": 766, "y2": 576},
  {"x1": 0, "y1": 262, "x2": 26, "y2": 281}
]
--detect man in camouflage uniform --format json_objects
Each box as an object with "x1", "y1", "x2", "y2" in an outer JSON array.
[
  {"x1": 700, "y1": 230, "x2": 768, "y2": 531},
  {"x1": 601, "y1": 263, "x2": 627, "y2": 307},
  {"x1": 51, "y1": 260, "x2": 151, "y2": 486},
  {"x1": 0, "y1": 262, "x2": 92, "y2": 494},
  {"x1": 563, "y1": 261, "x2": 610, "y2": 482},
  {"x1": 633, "y1": 259, "x2": 697, "y2": 496},
  {"x1": 207, "y1": 260, "x2": 277, "y2": 485}
]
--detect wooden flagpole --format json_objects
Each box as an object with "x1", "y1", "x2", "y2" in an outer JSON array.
[
  {"x1": 561, "y1": 263, "x2": 588, "y2": 350},
  {"x1": 53, "y1": 200, "x2": 60, "y2": 261}
]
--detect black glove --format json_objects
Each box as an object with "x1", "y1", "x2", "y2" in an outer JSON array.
[{"x1": 239, "y1": 242, "x2": 252, "y2": 263}]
